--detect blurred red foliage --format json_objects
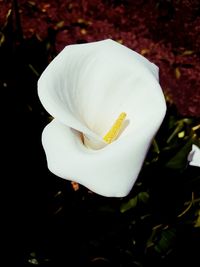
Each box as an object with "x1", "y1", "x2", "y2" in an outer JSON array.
[{"x1": 1, "y1": 0, "x2": 200, "y2": 116}]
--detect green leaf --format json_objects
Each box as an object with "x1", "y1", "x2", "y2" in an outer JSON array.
[
  {"x1": 166, "y1": 122, "x2": 184, "y2": 144},
  {"x1": 138, "y1": 192, "x2": 149, "y2": 203},
  {"x1": 195, "y1": 209, "x2": 200, "y2": 228},
  {"x1": 166, "y1": 118, "x2": 194, "y2": 144},
  {"x1": 120, "y1": 196, "x2": 138, "y2": 213},
  {"x1": 165, "y1": 137, "x2": 193, "y2": 169},
  {"x1": 120, "y1": 192, "x2": 149, "y2": 213},
  {"x1": 154, "y1": 228, "x2": 176, "y2": 255},
  {"x1": 0, "y1": 32, "x2": 5, "y2": 46}
]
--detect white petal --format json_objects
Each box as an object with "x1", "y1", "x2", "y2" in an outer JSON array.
[
  {"x1": 38, "y1": 39, "x2": 166, "y2": 139},
  {"x1": 42, "y1": 119, "x2": 154, "y2": 197},
  {"x1": 39, "y1": 39, "x2": 167, "y2": 196},
  {"x1": 188, "y1": 144, "x2": 200, "y2": 167}
]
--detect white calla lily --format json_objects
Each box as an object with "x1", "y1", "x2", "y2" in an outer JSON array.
[
  {"x1": 38, "y1": 39, "x2": 166, "y2": 197},
  {"x1": 187, "y1": 144, "x2": 200, "y2": 167}
]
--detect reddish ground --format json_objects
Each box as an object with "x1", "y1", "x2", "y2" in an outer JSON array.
[{"x1": 1, "y1": 0, "x2": 200, "y2": 116}]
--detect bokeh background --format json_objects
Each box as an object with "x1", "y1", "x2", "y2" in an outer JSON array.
[{"x1": 1, "y1": 1, "x2": 200, "y2": 266}]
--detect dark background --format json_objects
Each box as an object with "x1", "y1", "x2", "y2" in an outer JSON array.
[{"x1": 1, "y1": 1, "x2": 200, "y2": 266}]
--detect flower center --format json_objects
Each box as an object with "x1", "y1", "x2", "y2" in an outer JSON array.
[
  {"x1": 83, "y1": 112, "x2": 127, "y2": 150},
  {"x1": 103, "y1": 112, "x2": 127, "y2": 144}
]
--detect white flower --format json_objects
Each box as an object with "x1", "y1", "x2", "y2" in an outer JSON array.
[
  {"x1": 38, "y1": 39, "x2": 166, "y2": 197},
  {"x1": 187, "y1": 144, "x2": 200, "y2": 167}
]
